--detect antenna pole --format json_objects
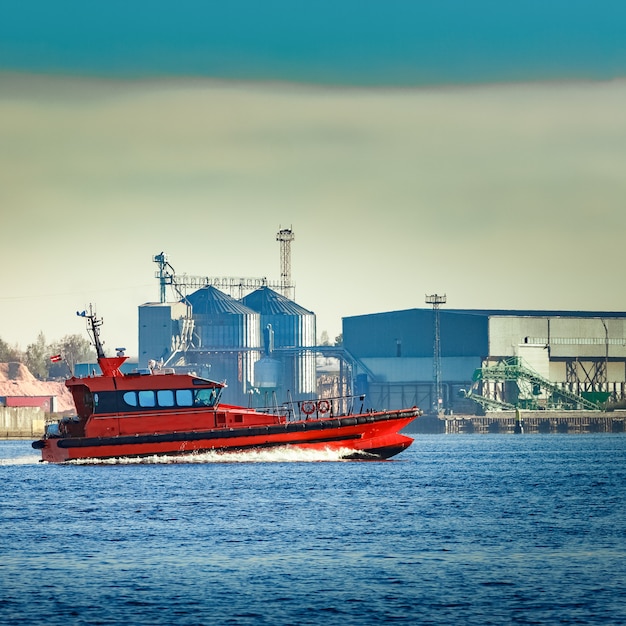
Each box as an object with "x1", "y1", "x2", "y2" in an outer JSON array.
[{"x1": 77, "y1": 305, "x2": 105, "y2": 359}]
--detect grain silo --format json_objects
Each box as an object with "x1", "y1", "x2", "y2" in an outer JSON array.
[
  {"x1": 242, "y1": 286, "x2": 316, "y2": 401},
  {"x1": 184, "y1": 286, "x2": 261, "y2": 405}
]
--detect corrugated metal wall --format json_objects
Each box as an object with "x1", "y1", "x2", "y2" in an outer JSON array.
[
  {"x1": 360, "y1": 356, "x2": 481, "y2": 383},
  {"x1": 268, "y1": 313, "x2": 316, "y2": 396},
  {"x1": 195, "y1": 311, "x2": 260, "y2": 350},
  {"x1": 138, "y1": 302, "x2": 188, "y2": 367},
  {"x1": 343, "y1": 309, "x2": 489, "y2": 358}
]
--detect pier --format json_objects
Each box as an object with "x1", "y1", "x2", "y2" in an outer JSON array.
[
  {"x1": 0, "y1": 407, "x2": 46, "y2": 439},
  {"x1": 442, "y1": 410, "x2": 626, "y2": 434}
]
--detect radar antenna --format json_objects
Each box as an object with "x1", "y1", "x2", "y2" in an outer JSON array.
[{"x1": 77, "y1": 305, "x2": 105, "y2": 359}]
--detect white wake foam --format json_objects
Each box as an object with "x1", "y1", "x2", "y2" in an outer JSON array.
[
  {"x1": 0, "y1": 455, "x2": 42, "y2": 466},
  {"x1": 67, "y1": 446, "x2": 364, "y2": 465}
]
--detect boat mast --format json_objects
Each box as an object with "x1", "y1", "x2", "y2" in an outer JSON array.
[{"x1": 77, "y1": 306, "x2": 105, "y2": 359}]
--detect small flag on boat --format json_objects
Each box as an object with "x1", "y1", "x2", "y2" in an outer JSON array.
[{"x1": 50, "y1": 354, "x2": 62, "y2": 363}]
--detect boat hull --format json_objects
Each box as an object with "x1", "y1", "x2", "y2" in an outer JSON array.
[{"x1": 34, "y1": 411, "x2": 417, "y2": 463}]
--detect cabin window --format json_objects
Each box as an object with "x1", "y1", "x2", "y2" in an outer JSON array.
[
  {"x1": 157, "y1": 390, "x2": 174, "y2": 407},
  {"x1": 138, "y1": 390, "x2": 156, "y2": 407},
  {"x1": 91, "y1": 391, "x2": 118, "y2": 414},
  {"x1": 194, "y1": 388, "x2": 217, "y2": 407},
  {"x1": 176, "y1": 389, "x2": 193, "y2": 406},
  {"x1": 123, "y1": 392, "x2": 137, "y2": 407}
]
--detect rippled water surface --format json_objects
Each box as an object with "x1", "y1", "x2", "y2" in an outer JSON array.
[{"x1": 2, "y1": 434, "x2": 626, "y2": 625}]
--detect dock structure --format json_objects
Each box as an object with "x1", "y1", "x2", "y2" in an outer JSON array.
[
  {"x1": 442, "y1": 410, "x2": 626, "y2": 434},
  {"x1": 0, "y1": 407, "x2": 46, "y2": 439}
]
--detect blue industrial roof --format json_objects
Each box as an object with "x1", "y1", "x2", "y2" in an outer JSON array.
[
  {"x1": 447, "y1": 309, "x2": 626, "y2": 319},
  {"x1": 345, "y1": 308, "x2": 626, "y2": 321},
  {"x1": 242, "y1": 287, "x2": 313, "y2": 316}
]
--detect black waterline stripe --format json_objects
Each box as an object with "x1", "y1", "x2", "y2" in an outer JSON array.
[{"x1": 60, "y1": 432, "x2": 362, "y2": 451}]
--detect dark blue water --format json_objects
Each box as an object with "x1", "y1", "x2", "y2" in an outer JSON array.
[{"x1": 2, "y1": 435, "x2": 626, "y2": 625}]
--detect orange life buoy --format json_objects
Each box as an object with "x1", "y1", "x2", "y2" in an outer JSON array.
[
  {"x1": 301, "y1": 401, "x2": 316, "y2": 415},
  {"x1": 317, "y1": 400, "x2": 331, "y2": 414}
]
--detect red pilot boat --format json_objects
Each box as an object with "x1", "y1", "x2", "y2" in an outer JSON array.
[{"x1": 33, "y1": 309, "x2": 421, "y2": 463}]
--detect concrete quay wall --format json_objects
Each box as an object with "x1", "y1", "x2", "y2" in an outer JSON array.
[
  {"x1": 443, "y1": 410, "x2": 626, "y2": 434},
  {"x1": 1, "y1": 407, "x2": 46, "y2": 439},
  {"x1": 5, "y1": 406, "x2": 626, "y2": 439}
]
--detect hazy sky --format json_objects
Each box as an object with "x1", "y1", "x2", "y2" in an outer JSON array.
[
  {"x1": 1, "y1": 2, "x2": 625, "y2": 357},
  {"x1": 2, "y1": 1, "x2": 626, "y2": 84}
]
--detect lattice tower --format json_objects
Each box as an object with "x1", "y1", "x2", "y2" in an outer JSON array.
[
  {"x1": 425, "y1": 293, "x2": 447, "y2": 414},
  {"x1": 276, "y1": 227, "x2": 295, "y2": 300}
]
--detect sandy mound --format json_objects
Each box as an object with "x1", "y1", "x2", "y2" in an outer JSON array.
[
  {"x1": 0, "y1": 362, "x2": 37, "y2": 383},
  {"x1": 0, "y1": 362, "x2": 76, "y2": 413}
]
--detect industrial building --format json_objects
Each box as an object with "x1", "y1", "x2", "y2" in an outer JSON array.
[
  {"x1": 343, "y1": 308, "x2": 626, "y2": 414},
  {"x1": 136, "y1": 231, "x2": 626, "y2": 417},
  {"x1": 139, "y1": 287, "x2": 626, "y2": 415}
]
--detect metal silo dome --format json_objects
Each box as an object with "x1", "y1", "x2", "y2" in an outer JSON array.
[
  {"x1": 242, "y1": 287, "x2": 315, "y2": 348},
  {"x1": 186, "y1": 286, "x2": 260, "y2": 349}
]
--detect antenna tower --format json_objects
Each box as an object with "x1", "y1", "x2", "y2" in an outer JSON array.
[
  {"x1": 425, "y1": 293, "x2": 446, "y2": 414},
  {"x1": 276, "y1": 227, "x2": 295, "y2": 300}
]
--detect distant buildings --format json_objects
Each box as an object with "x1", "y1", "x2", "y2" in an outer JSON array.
[
  {"x1": 343, "y1": 309, "x2": 626, "y2": 413},
  {"x1": 140, "y1": 291, "x2": 626, "y2": 414}
]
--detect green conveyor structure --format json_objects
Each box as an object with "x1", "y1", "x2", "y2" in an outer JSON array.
[
  {"x1": 465, "y1": 357, "x2": 603, "y2": 412},
  {"x1": 461, "y1": 390, "x2": 516, "y2": 412}
]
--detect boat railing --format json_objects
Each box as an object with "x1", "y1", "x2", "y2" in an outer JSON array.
[{"x1": 256, "y1": 393, "x2": 369, "y2": 422}]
